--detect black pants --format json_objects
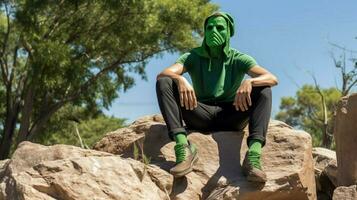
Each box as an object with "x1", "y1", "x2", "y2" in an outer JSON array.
[{"x1": 156, "y1": 77, "x2": 272, "y2": 146}]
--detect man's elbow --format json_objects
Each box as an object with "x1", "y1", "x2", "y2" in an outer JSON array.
[
  {"x1": 271, "y1": 74, "x2": 279, "y2": 86},
  {"x1": 156, "y1": 73, "x2": 163, "y2": 81}
]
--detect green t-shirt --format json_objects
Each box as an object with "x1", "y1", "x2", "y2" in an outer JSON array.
[{"x1": 176, "y1": 48, "x2": 257, "y2": 103}]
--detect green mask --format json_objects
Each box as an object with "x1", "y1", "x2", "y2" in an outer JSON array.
[
  {"x1": 205, "y1": 16, "x2": 228, "y2": 48},
  {"x1": 192, "y1": 12, "x2": 235, "y2": 71}
]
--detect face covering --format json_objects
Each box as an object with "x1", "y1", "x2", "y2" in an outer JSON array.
[
  {"x1": 192, "y1": 12, "x2": 235, "y2": 71},
  {"x1": 205, "y1": 16, "x2": 228, "y2": 48}
]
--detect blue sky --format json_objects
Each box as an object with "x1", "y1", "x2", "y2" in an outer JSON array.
[{"x1": 104, "y1": 0, "x2": 357, "y2": 124}]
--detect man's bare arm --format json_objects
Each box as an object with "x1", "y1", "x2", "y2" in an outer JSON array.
[
  {"x1": 156, "y1": 63, "x2": 187, "y2": 80},
  {"x1": 156, "y1": 63, "x2": 197, "y2": 110},
  {"x1": 246, "y1": 65, "x2": 278, "y2": 87},
  {"x1": 234, "y1": 65, "x2": 278, "y2": 111}
]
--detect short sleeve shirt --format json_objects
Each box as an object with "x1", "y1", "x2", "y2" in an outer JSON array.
[{"x1": 176, "y1": 48, "x2": 257, "y2": 102}]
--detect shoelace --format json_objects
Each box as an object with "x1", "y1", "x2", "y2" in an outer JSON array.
[
  {"x1": 248, "y1": 151, "x2": 262, "y2": 170},
  {"x1": 174, "y1": 144, "x2": 187, "y2": 163}
]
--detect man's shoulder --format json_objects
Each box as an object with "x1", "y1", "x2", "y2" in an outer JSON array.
[
  {"x1": 179, "y1": 48, "x2": 204, "y2": 59},
  {"x1": 175, "y1": 48, "x2": 203, "y2": 68},
  {"x1": 229, "y1": 48, "x2": 254, "y2": 60},
  {"x1": 228, "y1": 48, "x2": 258, "y2": 72}
]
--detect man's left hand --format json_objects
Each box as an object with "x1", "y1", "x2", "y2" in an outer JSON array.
[{"x1": 233, "y1": 79, "x2": 252, "y2": 111}]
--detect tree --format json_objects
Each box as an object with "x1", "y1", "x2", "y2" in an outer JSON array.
[
  {"x1": 329, "y1": 42, "x2": 357, "y2": 95},
  {"x1": 6, "y1": 105, "x2": 127, "y2": 155},
  {"x1": 33, "y1": 105, "x2": 126, "y2": 149},
  {"x1": 0, "y1": 0, "x2": 218, "y2": 158},
  {"x1": 276, "y1": 85, "x2": 341, "y2": 147},
  {"x1": 276, "y1": 40, "x2": 356, "y2": 148}
]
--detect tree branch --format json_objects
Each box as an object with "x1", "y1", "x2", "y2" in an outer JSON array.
[
  {"x1": 329, "y1": 41, "x2": 357, "y2": 53},
  {"x1": 27, "y1": 101, "x2": 66, "y2": 140},
  {"x1": 345, "y1": 78, "x2": 357, "y2": 95},
  {"x1": 330, "y1": 52, "x2": 349, "y2": 95},
  {"x1": 66, "y1": 46, "x2": 173, "y2": 102},
  {"x1": 24, "y1": 46, "x2": 174, "y2": 140},
  {"x1": 42, "y1": 0, "x2": 67, "y2": 39},
  {"x1": 9, "y1": 45, "x2": 19, "y2": 87},
  {"x1": 16, "y1": 86, "x2": 34, "y2": 145},
  {"x1": 0, "y1": 58, "x2": 9, "y2": 86}
]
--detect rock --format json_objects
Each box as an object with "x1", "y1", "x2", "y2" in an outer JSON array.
[
  {"x1": 312, "y1": 147, "x2": 337, "y2": 199},
  {"x1": 95, "y1": 115, "x2": 316, "y2": 200},
  {"x1": 312, "y1": 147, "x2": 336, "y2": 174},
  {"x1": 0, "y1": 141, "x2": 173, "y2": 200},
  {"x1": 334, "y1": 93, "x2": 357, "y2": 186},
  {"x1": 332, "y1": 185, "x2": 357, "y2": 200},
  {"x1": 323, "y1": 160, "x2": 338, "y2": 189},
  {"x1": 0, "y1": 159, "x2": 10, "y2": 179}
]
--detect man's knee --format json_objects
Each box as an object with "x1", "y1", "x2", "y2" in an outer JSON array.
[
  {"x1": 156, "y1": 77, "x2": 173, "y2": 92},
  {"x1": 260, "y1": 86, "x2": 272, "y2": 100},
  {"x1": 252, "y1": 86, "x2": 272, "y2": 101}
]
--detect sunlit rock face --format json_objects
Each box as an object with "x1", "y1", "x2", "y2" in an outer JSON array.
[
  {"x1": 0, "y1": 115, "x2": 317, "y2": 200},
  {"x1": 95, "y1": 115, "x2": 316, "y2": 200}
]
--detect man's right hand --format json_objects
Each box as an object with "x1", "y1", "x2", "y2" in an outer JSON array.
[{"x1": 175, "y1": 76, "x2": 197, "y2": 110}]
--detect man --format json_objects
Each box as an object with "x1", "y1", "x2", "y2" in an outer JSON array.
[{"x1": 156, "y1": 12, "x2": 278, "y2": 182}]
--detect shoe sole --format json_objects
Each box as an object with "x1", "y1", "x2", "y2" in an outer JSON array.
[
  {"x1": 247, "y1": 174, "x2": 267, "y2": 183},
  {"x1": 171, "y1": 152, "x2": 199, "y2": 178},
  {"x1": 242, "y1": 154, "x2": 267, "y2": 183},
  {"x1": 243, "y1": 166, "x2": 267, "y2": 183}
]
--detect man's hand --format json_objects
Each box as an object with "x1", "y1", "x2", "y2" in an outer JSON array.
[
  {"x1": 233, "y1": 79, "x2": 252, "y2": 111},
  {"x1": 175, "y1": 76, "x2": 197, "y2": 110}
]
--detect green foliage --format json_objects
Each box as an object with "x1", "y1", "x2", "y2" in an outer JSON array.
[
  {"x1": 0, "y1": 0, "x2": 218, "y2": 158},
  {"x1": 33, "y1": 105, "x2": 126, "y2": 148},
  {"x1": 132, "y1": 140, "x2": 151, "y2": 182},
  {"x1": 133, "y1": 140, "x2": 151, "y2": 165},
  {"x1": 275, "y1": 85, "x2": 341, "y2": 147},
  {"x1": 133, "y1": 142, "x2": 139, "y2": 160}
]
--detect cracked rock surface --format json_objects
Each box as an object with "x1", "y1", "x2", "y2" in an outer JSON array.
[
  {"x1": 0, "y1": 141, "x2": 172, "y2": 200},
  {"x1": 0, "y1": 115, "x2": 316, "y2": 200},
  {"x1": 95, "y1": 115, "x2": 316, "y2": 200}
]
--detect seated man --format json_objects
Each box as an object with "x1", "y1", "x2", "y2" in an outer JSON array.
[{"x1": 156, "y1": 12, "x2": 278, "y2": 182}]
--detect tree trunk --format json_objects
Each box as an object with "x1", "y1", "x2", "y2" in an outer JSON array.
[
  {"x1": 321, "y1": 123, "x2": 331, "y2": 148},
  {"x1": 320, "y1": 93, "x2": 332, "y2": 148},
  {"x1": 16, "y1": 88, "x2": 34, "y2": 146},
  {"x1": 0, "y1": 110, "x2": 19, "y2": 159},
  {"x1": 27, "y1": 101, "x2": 66, "y2": 141}
]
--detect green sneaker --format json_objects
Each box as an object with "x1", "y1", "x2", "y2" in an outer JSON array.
[
  {"x1": 242, "y1": 152, "x2": 267, "y2": 183},
  {"x1": 170, "y1": 142, "x2": 198, "y2": 177}
]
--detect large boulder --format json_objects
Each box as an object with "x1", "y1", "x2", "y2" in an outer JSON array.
[
  {"x1": 334, "y1": 93, "x2": 357, "y2": 186},
  {"x1": 94, "y1": 115, "x2": 316, "y2": 200},
  {"x1": 0, "y1": 115, "x2": 317, "y2": 200},
  {"x1": 0, "y1": 142, "x2": 173, "y2": 200}
]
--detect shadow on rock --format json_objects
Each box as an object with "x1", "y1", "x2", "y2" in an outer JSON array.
[
  {"x1": 122, "y1": 124, "x2": 175, "y2": 171},
  {"x1": 201, "y1": 131, "x2": 265, "y2": 198},
  {"x1": 170, "y1": 177, "x2": 189, "y2": 198}
]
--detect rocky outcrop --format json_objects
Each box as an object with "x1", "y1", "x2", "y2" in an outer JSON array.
[
  {"x1": 95, "y1": 115, "x2": 316, "y2": 200},
  {"x1": 332, "y1": 185, "x2": 357, "y2": 200},
  {"x1": 0, "y1": 115, "x2": 317, "y2": 200},
  {"x1": 334, "y1": 93, "x2": 357, "y2": 186},
  {"x1": 0, "y1": 142, "x2": 173, "y2": 200},
  {"x1": 312, "y1": 147, "x2": 337, "y2": 200}
]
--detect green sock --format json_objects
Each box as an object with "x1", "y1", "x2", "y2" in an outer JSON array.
[
  {"x1": 174, "y1": 132, "x2": 188, "y2": 145},
  {"x1": 248, "y1": 139, "x2": 262, "y2": 169}
]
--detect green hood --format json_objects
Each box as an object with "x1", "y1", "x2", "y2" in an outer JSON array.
[{"x1": 192, "y1": 12, "x2": 235, "y2": 60}]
